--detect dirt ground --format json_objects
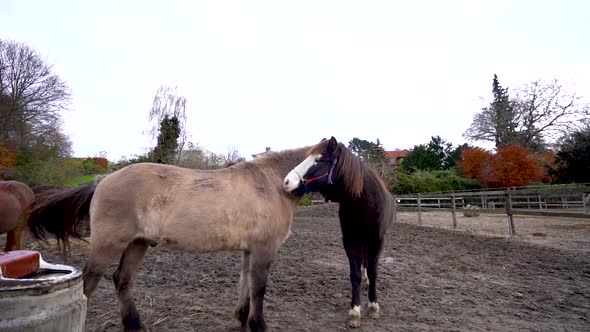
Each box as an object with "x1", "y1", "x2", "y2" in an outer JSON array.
[
  {"x1": 397, "y1": 209, "x2": 590, "y2": 253},
  {"x1": 5, "y1": 204, "x2": 590, "y2": 331}
]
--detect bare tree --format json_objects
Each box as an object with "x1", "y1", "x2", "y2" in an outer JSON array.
[
  {"x1": 223, "y1": 146, "x2": 245, "y2": 166},
  {"x1": 465, "y1": 75, "x2": 589, "y2": 150},
  {"x1": 147, "y1": 86, "x2": 189, "y2": 161},
  {"x1": 0, "y1": 39, "x2": 71, "y2": 152},
  {"x1": 175, "y1": 142, "x2": 224, "y2": 169},
  {"x1": 514, "y1": 79, "x2": 589, "y2": 148}
]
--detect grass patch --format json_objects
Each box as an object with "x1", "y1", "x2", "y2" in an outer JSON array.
[{"x1": 64, "y1": 175, "x2": 95, "y2": 187}]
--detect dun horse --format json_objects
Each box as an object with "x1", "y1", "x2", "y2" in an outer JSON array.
[
  {"x1": 28, "y1": 147, "x2": 309, "y2": 332},
  {"x1": 0, "y1": 180, "x2": 35, "y2": 251},
  {"x1": 283, "y1": 137, "x2": 396, "y2": 328}
]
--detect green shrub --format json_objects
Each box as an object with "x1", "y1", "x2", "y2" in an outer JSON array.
[
  {"x1": 109, "y1": 154, "x2": 153, "y2": 171},
  {"x1": 10, "y1": 158, "x2": 81, "y2": 186},
  {"x1": 392, "y1": 169, "x2": 481, "y2": 194},
  {"x1": 299, "y1": 194, "x2": 312, "y2": 206},
  {"x1": 64, "y1": 175, "x2": 96, "y2": 187}
]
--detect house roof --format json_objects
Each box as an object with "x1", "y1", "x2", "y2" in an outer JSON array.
[
  {"x1": 384, "y1": 149, "x2": 410, "y2": 159},
  {"x1": 251, "y1": 147, "x2": 272, "y2": 159}
]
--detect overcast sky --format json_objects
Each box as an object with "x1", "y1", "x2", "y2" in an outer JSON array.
[{"x1": 1, "y1": 0, "x2": 589, "y2": 160}]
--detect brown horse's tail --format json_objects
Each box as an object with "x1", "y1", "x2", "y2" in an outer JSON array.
[{"x1": 28, "y1": 176, "x2": 106, "y2": 248}]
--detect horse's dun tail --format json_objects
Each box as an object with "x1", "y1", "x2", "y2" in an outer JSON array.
[{"x1": 28, "y1": 176, "x2": 106, "y2": 246}]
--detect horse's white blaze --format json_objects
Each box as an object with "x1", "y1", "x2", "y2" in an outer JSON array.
[
  {"x1": 349, "y1": 305, "x2": 361, "y2": 319},
  {"x1": 282, "y1": 154, "x2": 321, "y2": 192}
]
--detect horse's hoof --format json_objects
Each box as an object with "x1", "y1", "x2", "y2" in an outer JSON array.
[
  {"x1": 233, "y1": 305, "x2": 249, "y2": 327},
  {"x1": 122, "y1": 318, "x2": 148, "y2": 332},
  {"x1": 348, "y1": 318, "x2": 361, "y2": 328},
  {"x1": 348, "y1": 305, "x2": 361, "y2": 328},
  {"x1": 247, "y1": 318, "x2": 268, "y2": 332},
  {"x1": 368, "y1": 302, "x2": 380, "y2": 319}
]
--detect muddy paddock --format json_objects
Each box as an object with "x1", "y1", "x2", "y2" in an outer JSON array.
[{"x1": 8, "y1": 204, "x2": 590, "y2": 331}]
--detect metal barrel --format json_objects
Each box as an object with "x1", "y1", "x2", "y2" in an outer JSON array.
[{"x1": 0, "y1": 258, "x2": 87, "y2": 332}]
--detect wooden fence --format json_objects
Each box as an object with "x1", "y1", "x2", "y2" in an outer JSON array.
[{"x1": 396, "y1": 184, "x2": 590, "y2": 236}]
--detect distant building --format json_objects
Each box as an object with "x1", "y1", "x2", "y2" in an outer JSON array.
[
  {"x1": 252, "y1": 147, "x2": 271, "y2": 159},
  {"x1": 384, "y1": 149, "x2": 409, "y2": 166}
]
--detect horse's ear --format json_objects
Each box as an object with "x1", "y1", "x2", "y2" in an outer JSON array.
[
  {"x1": 327, "y1": 136, "x2": 338, "y2": 155},
  {"x1": 320, "y1": 138, "x2": 327, "y2": 142}
]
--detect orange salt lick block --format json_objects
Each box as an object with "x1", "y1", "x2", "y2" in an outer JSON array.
[{"x1": 0, "y1": 250, "x2": 40, "y2": 279}]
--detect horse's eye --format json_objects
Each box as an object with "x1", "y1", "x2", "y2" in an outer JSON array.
[{"x1": 315, "y1": 158, "x2": 321, "y2": 162}]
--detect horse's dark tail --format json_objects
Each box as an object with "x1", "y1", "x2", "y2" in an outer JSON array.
[{"x1": 28, "y1": 176, "x2": 106, "y2": 249}]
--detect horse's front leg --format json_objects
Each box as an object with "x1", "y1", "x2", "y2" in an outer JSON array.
[
  {"x1": 344, "y1": 242, "x2": 363, "y2": 328},
  {"x1": 367, "y1": 240, "x2": 384, "y2": 319},
  {"x1": 247, "y1": 245, "x2": 276, "y2": 332},
  {"x1": 234, "y1": 250, "x2": 251, "y2": 330}
]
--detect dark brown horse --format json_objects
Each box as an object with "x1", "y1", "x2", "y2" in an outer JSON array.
[
  {"x1": 28, "y1": 148, "x2": 309, "y2": 332},
  {"x1": 0, "y1": 180, "x2": 35, "y2": 251},
  {"x1": 283, "y1": 137, "x2": 396, "y2": 328}
]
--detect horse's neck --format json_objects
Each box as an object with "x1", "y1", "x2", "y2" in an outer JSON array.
[
  {"x1": 269, "y1": 147, "x2": 310, "y2": 179},
  {"x1": 322, "y1": 175, "x2": 363, "y2": 204},
  {"x1": 327, "y1": 164, "x2": 385, "y2": 204}
]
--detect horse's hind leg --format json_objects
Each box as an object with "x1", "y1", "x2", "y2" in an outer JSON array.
[
  {"x1": 234, "y1": 250, "x2": 251, "y2": 329},
  {"x1": 83, "y1": 235, "x2": 130, "y2": 297},
  {"x1": 247, "y1": 245, "x2": 277, "y2": 332},
  {"x1": 366, "y1": 239, "x2": 384, "y2": 319},
  {"x1": 113, "y1": 239, "x2": 149, "y2": 332},
  {"x1": 4, "y1": 218, "x2": 27, "y2": 251},
  {"x1": 361, "y1": 250, "x2": 369, "y2": 286}
]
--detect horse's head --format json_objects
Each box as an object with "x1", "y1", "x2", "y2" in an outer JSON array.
[{"x1": 283, "y1": 137, "x2": 340, "y2": 196}]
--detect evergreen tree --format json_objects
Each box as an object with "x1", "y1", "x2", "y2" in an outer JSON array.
[
  {"x1": 147, "y1": 86, "x2": 188, "y2": 162},
  {"x1": 464, "y1": 74, "x2": 519, "y2": 148},
  {"x1": 348, "y1": 138, "x2": 374, "y2": 160},
  {"x1": 151, "y1": 115, "x2": 180, "y2": 164},
  {"x1": 368, "y1": 138, "x2": 386, "y2": 164},
  {"x1": 404, "y1": 136, "x2": 457, "y2": 172},
  {"x1": 491, "y1": 74, "x2": 519, "y2": 147},
  {"x1": 551, "y1": 128, "x2": 590, "y2": 183}
]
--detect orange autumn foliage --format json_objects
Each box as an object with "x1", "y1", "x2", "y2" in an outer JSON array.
[
  {"x1": 488, "y1": 145, "x2": 545, "y2": 188},
  {"x1": 0, "y1": 146, "x2": 17, "y2": 168},
  {"x1": 92, "y1": 157, "x2": 109, "y2": 170},
  {"x1": 457, "y1": 147, "x2": 493, "y2": 186},
  {"x1": 459, "y1": 145, "x2": 546, "y2": 188}
]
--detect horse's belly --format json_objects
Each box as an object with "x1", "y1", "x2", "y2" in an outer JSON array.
[{"x1": 158, "y1": 226, "x2": 247, "y2": 253}]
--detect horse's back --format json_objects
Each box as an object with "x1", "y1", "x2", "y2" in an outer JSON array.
[{"x1": 90, "y1": 162, "x2": 294, "y2": 253}]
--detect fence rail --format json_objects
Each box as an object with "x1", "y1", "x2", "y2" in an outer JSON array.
[{"x1": 396, "y1": 184, "x2": 590, "y2": 236}]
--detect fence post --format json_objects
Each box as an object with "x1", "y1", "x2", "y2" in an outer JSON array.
[
  {"x1": 584, "y1": 193, "x2": 589, "y2": 215},
  {"x1": 451, "y1": 193, "x2": 457, "y2": 229},
  {"x1": 505, "y1": 189, "x2": 515, "y2": 236},
  {"x1": 417, "y1": 193, "x2": 422, "y2": 225},
  {"x1": 538, "y1": 194, "x2": 543, "y2": 210}
]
